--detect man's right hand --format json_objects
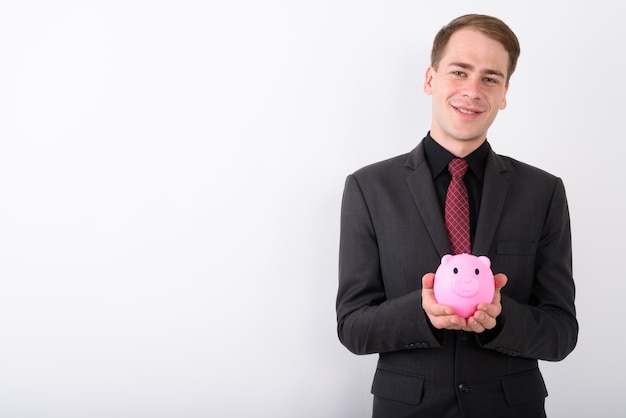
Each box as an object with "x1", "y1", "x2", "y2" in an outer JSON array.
[{"x1": 421, "y1": 272, "x2": 469, "y2": 330}]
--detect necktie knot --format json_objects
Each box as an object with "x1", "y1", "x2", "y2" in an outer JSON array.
[{"x1": 448, "y1": 158, "x2": 468, "y2": 179}]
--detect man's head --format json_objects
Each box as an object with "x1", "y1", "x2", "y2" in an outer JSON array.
[
  {"x1": 423, "y1": 15, "x2": 520, "y2": 156},
  {"x1": 431, "y1": 14, "x2": 520, "y2": 85}
]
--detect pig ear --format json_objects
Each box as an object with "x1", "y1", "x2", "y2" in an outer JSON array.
[
  {"x1": 441, "y1": 254, "x2": 453, "y2": 264},
  {"x1": 478, "y1": 256, "x2": 491, "y2": 268}
]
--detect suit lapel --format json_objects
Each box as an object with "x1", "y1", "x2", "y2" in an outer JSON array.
[
  {"x1": 405, "y1": 143, "x2": 510, "y2": 257},
  {"x1": 405, "y1": 144, "x2": 452, "y2": 257},
  {"x1": 473, "y1": 151, "x2": 509, "y2": 255}
]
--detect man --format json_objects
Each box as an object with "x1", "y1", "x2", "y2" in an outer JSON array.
[{"x1": 336, "y1": 14, "x2": 578, "y2": 418}]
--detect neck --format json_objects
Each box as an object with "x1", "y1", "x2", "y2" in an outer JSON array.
[{"x1": 429, "y1": 132, "x2": 486, "y2": 158}]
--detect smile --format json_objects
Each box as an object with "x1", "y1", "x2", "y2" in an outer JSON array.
[{"x1": 456, "y1": 107, "x2": 479, "y2": 115}]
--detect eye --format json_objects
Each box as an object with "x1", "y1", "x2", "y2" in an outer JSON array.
[
  {"x1": 453, "y1": 268, "x2": 458, "y2": 274},
  {"x1": 474, "y1": 269, "x2": 480, "y2": 275}
]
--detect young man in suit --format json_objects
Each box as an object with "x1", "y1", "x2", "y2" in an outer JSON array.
[{"x1": 336, "y1": 14, "x2": 578, "y2": 418}]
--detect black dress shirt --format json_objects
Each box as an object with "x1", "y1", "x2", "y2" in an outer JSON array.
[{"x1": 423, "y1": 132, "x2": 489, "y2": 249}]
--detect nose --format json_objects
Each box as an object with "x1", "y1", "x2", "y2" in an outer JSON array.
[{"x1": 461, "y1": 77, "x2": 482, "y2": 100}]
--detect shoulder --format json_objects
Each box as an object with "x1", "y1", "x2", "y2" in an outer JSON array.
[
  {"x1": 351, "y1": 153, "x2": 411, "y2": 179},
  {"x1": 341, "y1": 151, "x2": 416, "y2": 201},
  {"x1": 491, "y1": 153, "x2": 567, "y2": 200},
  {"x1": 349, "y1": 142, "x2": 424, "y2": 181},
  {"x1": 494, "y1": 153, "x2": 561, "y2": 183}
]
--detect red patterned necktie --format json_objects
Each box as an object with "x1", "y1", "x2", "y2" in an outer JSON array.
[{"x1": 445, "y1": 158, "x2": 470, "y2": 254}]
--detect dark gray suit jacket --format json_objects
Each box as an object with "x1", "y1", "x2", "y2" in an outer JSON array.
[{"x1": 336, "y1": 139, "x2": 578, "y2": 417}]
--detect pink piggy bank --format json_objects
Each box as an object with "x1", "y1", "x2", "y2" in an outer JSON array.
[{"x1": 433, "y1": 254, "x2": 495, "y2": 319}]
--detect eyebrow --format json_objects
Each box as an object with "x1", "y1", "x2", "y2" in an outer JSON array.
[{"x1": 448, "y1": 62, "x2": 506, "y2": 79}]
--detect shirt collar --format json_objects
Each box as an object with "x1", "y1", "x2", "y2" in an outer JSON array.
[{"x1": 424, "y1": 132, "x2": 489, "y2": 182}]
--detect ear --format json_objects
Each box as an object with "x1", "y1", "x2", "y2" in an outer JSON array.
[
  {"x1": 441, "y1": 254, "x2": 453, "y2": 265},
  {"x1": 423, "y1": 66, "x2": 434, "y2": 95},
  {"x1": 499, "y1": 84, "x2": 509, "y2": 110},
  {"x1": 477, "y1": 256, "x2": 491, "y2": 268}
]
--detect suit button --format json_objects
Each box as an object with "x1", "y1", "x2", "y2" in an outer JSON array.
[
  {"x1": 458, "y1": 383, "x2": 475, "y2": 393},
  {"x1": 459, "y1": 331, "x2": 470, "y2": 341}
]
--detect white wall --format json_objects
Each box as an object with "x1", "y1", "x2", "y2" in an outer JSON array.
[{"x1": 0, "y1": 1, "x2": 620, "y2": 417}]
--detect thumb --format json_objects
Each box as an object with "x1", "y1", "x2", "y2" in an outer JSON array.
[
  {"x1": 494, "y1": 273, "x2": 508, "y2": 291},
  {"x1": 422, "y1": 272, "x2": 435, "y2": 289}
]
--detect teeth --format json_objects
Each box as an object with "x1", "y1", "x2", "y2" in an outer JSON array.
[{"x1": 458, "y1": 108, "x2": 476, "y2": 115}]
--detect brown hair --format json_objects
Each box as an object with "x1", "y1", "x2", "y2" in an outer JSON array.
[{"x1": 431, "y1": 14, "x2": 521, "y2": 83}]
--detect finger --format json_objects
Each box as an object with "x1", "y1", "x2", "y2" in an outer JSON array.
[
  {"x1": 476, "y1": 301, "x2": 502, "y2": 321},
  {"x1": 472, "y1": 309, "x2": 497, "y2": 331},
  {"x1": 479, "y1": 273, "x2": 507, "y2": 313},
  {"x1": 466, "y1": 307, "x2": 501, "y2": 332},
  {"x1": 422, "y1": 272, "x2": 453, "y2": 322},
  {"x1": 466, "y1": 316, "x2": 486, "y2": 333},
  {"x1": 422, "y1": 272, "x2": 435, "y2": 289},
  {"x1": 449, "y1": 315, "x2": 468, "y2": 328},
  {"x1": 425, "y1": 300, "x2": 456, "y2": 317},
  {"x1": 422, "y1": 273, "x2": 455, "y2": 315},
  {"x1": 432, "y1": 314, "x2": 467, "y2": 330},
  {"x1": 421, "y1": 282, "x2": 438, "y2": 307},
  {"x1": 494, "y1": 273, "x2": 508, "y2": 290}
]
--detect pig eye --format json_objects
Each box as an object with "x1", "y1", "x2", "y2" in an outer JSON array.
[
  {"x1": 453, "y1": 268, "x2": 458, "y2": 274},
  {"x1": 475, "y1": 269, "x2": 480, "y2": 275}
]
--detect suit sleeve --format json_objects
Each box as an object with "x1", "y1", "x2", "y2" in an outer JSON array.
[
  {"x1": 479, "y1": 178, "x2": 578, "y2": 361},
  {"x1": 336, "y1": 175, "x2": 441, "y2": 355}
]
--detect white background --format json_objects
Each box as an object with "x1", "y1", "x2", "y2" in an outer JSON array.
[{"x1": 0, "y1": 1, "x2": 621, "y2": 417}]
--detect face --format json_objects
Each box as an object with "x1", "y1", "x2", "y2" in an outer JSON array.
[{"x1": 424, "y1": 28, "x2": 510, "y2": 156}]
